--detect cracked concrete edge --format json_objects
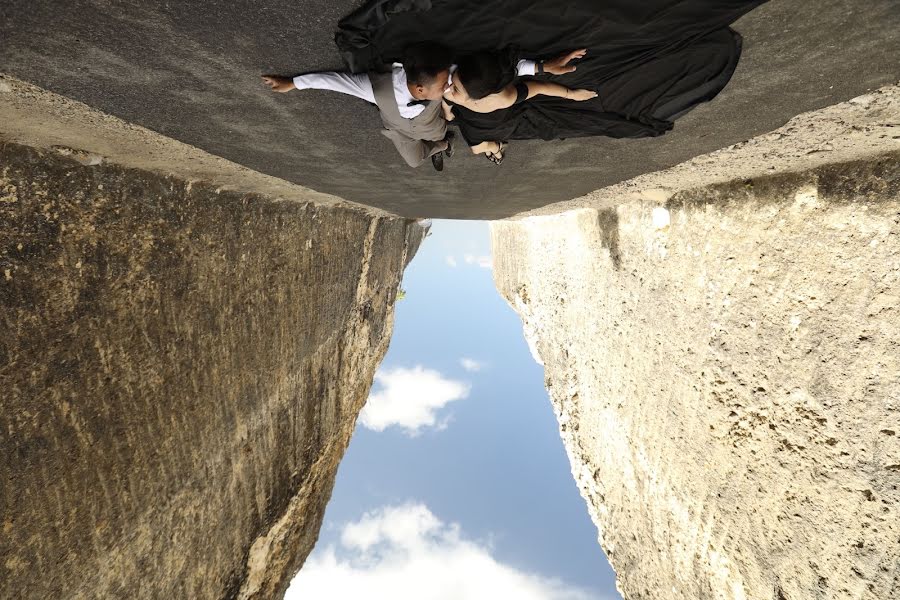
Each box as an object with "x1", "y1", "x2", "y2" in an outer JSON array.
[
  {"x1": 503, "y1": 81, "x2": 900, "y2": 220},
  {"x1": 0, "y1": 73, "x2": 394, "y2": 218}
]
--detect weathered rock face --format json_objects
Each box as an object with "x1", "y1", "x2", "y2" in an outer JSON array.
[
  {"x1": 0, "y1": 140, "x2": 421, "y2": 599},
  {"x1": 493, "y1": 93, "x2": 900, "y2": 598}
]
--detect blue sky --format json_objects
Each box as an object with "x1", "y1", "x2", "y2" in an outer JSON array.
[{"x1": 287, "y1": 220, "x2": 620, "y2": 599}]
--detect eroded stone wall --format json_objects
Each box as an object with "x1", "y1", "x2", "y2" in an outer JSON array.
[
  {"x1": 0, "y1": 141, "x2": 421, "y2": 599},
  {"x1": 493, "y1": 152, "x2": 900, "y2": 599}
]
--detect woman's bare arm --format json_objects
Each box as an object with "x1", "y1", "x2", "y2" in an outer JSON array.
[
  {"x1": 441, "y1": 100, "x2": 456, "y2": 121},
  {"x1": 525, "y1": 81, "x2": 597, "y2": 101},
  {"x1": 460, "y1": 87, "x2": 519, "y2": 113},
  {"x1": 447, "y1": 79, "x2": 595, "y2": 114}
]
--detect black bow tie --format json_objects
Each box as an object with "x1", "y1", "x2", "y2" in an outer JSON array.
[{"x1": 407, "y1": 99, "x2": 430, "y2": 107}]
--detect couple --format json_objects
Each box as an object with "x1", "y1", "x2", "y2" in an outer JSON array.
[{"x1": 262, "y1": 42, "x2": 596, "y2": 171}]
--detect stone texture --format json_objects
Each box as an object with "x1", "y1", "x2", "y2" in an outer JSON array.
[
  {"x1": 517, "y1": 82, "x2": 900, "y2": 218},
  {"x1": 3, "y1": 1, "x2": 900, "y2": 217},
  {"x1": 0, "y1": 140, "x2": 421, "y2": 599},
  {"x1": 0, "y1": 74, "x2": 374, "y2": 213},
  {"x1": 493, "y1": 94, "x2": 900, "y2": 598}
]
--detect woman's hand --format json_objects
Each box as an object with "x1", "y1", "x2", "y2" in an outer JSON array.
[
  {"x1": 566, "y1": 88, "x2": 598, "y2": 101},
  {"x1": 543, "y1": 49, "x2": 587, "y2": 75},
  {"x1": 441, "y1": 99, "x2": 456, "y2": 121},
  {"x1": 262, "y1": 75, "x2": 295, "y2": 93}
]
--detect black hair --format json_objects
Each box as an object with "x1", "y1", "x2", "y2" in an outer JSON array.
[
  {"x1": 402, "y1": 42, "x2": 453, "y2": 86},
  {"x1": 455, "y1": 50, "x2": 518, "y2": 100}
]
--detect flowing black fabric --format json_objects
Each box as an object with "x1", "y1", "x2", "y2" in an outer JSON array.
[
  {"x1": 335, "y1": 0, "x2": 435, "y2": 73},
  {"x1": 335, "y1": 0, "x2": 767, "y2": 144}
]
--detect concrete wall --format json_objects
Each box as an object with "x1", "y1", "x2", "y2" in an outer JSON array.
[{"x1": 0, "y1": 140, "x2": 421, "y2": 599}]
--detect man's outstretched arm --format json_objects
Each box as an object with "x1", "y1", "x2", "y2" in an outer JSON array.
[
  {"x1": 542, "y1": 49, "x2": 588, "y2": 74},
  {"x1": 515, "y1": 48, "x2": 588, "y2": 76},
  {"x1": 261, "y1": 72, "x2": 376, "y2": 104}
]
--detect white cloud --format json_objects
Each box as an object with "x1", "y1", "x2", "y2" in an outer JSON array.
[
  {"x1": 444, "y1": 254, "x2": 492, "y2": 269},
  {"x1": 359, "y1": 367, "x2": 470, "y2": 435},
  {"x1": 459, "y1": 358, "x2": 484, "y2": 373},
  {"x1": 463, "y1": 253, "x2": 493, "y2": 269},
  {"x1": 287, "y1": 503, "x2": 598, "y2": 600}
]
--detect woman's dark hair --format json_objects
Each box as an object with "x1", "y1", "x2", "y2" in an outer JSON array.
[
  {"x1": 455, "y1": 50, "x2": 518, "y2": 100},
  {"x1": 402, "y1": 42, "x2": 453, "y2": 86}
]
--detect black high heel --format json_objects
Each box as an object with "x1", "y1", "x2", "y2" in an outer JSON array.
[{"x1": 485, "y1": 141, "x2": 508, "y2": 165}]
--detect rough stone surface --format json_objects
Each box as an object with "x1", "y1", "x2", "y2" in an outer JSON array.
[
  {"x1": 2, "y1": 0, "x2": 899, "y2": 217},
  {"x1": 519, "y1": 82, "x2": 900, "y2": 218},
  {"x1": 0, "y1": 140, "x2": 422, "y2": 599},
  {"x1": 0, "y1": 74, "x2": 376, "y2": 214},
  {"x1": 493, "y1": 96, "x2": 900, "y2": 598}
]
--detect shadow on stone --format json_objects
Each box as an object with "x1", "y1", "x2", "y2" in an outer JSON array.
[{"x1": 596, "y1": 208, "x2": 622, "y2": 270}]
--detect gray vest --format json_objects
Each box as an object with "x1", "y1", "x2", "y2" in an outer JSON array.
[{"x1": 370, "y1": 71, "x2": 447, "y2": 143}]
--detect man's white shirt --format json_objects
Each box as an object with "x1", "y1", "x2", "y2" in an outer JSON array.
[{"x1": 292, "y1": 60, "x2": 537, "y2": 119}]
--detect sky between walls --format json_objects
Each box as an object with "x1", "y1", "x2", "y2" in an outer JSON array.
[{"x1": 288, "y1": 219, "x2": 621, "y2": 600}]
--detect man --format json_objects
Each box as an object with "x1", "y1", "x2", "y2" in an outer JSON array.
[
  {"x1": 264, "y1": 42, "x2": 455, "y2": 171},
  {"x1": 263, "y1": 43, "x2": 583, "y2": 171}
]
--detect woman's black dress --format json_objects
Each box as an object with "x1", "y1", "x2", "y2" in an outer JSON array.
[{"x1": 335, "y1": 0, "x2": 767, "y2": 145}]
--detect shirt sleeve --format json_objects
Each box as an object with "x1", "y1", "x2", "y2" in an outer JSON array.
[
  {"x1": 292, "y1": 72, "x2": 376, "y2": 104},
  {"x1": 516, "y1": 59, "x2": 537, "y2": 77}
]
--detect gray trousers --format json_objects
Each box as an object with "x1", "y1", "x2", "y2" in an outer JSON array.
[{"x1": 381, "y1": 129, "x2": 446, "y2": 168}]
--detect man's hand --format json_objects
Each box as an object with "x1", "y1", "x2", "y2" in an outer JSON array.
[
  {"x1": 262, "y1": 75, "x2": 295, "y2": 93},
  {"x1": 543, "y1": 49, "x2": 587, "y2": 75}
]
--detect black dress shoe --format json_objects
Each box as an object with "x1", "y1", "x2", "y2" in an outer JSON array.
[
  {"x1": 444, "y1": 131, "x2": 455, "y2": 159},
  {"x1": 431, "y1": 151, "x2": 444, "y2": 172}
]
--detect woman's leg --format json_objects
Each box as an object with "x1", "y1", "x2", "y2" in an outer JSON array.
[
  {"x1": 470, "y1": 141, "x2": 507, "y2": 164},
  {"x1": 470, "y1": 141, "x2": 498, "y2": 155}
]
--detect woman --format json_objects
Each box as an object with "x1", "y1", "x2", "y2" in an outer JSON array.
[
  {"x1": 442, "y1": 50, "x2": 597, "y2": 164},
  {"x1": 336, "y1": 0, "x2": 764, "y2": 165}
]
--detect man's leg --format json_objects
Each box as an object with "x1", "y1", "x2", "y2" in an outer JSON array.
[{"x1": 390, "y1": 136, "x2": 446, "y2": 169}]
